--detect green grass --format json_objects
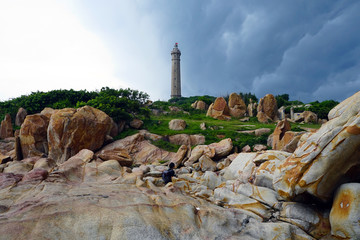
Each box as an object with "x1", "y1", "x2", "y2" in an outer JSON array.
[{"x1": 115, "y1": 112, "x2": 322, "y2": 152}]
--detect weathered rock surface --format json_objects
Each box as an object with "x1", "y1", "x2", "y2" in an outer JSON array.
[
  {"x1": 330, "y1": 183, "x2": 360, "y2": 239},
  {"x1": 15, "y1": 108, "x2": 27, "y2": 127},
  {"x1": 168, "y1": 119, "x2": 186, "y2": 130},
  {"x1": 274, "y1": 91, "x2": 360, "y2": 201},
  {"x1": 48, "y1": 106, "x2": 112, "y2": 164},
  {"x1": 257, "y1": 94, "x2": 278, "y2": 123},
  {"x1": 207, "y1": 97, "x2": 231, "y2": 120},
  {"x1": 228, "y1": 93, "x2": 246, "y2": 118},
  {"x1": 0, "y1": 114, "x2": 13, "y2": 139},
  {"x1": 295, "y1": 111, "x2": 318, "y2": 123},
  {"x1": 191, "y1": 100, "x2": 208, "y2": 110},
  {"x1": 19, "y1": 114, "x2": 49, "y2": 159}
]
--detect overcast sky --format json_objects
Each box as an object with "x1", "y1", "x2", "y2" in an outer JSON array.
[{"x1": 1, "y1": 0, "x2": 359, "y2": 103}]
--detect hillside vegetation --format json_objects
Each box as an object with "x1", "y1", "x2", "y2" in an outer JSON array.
[{"x1": 1, "y1": 87, "x2": 335, "y2": 152}]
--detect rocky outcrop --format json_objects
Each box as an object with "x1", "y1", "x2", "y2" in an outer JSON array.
[
  {"x1": 0, "y1": 114, "x2": 13, "y2": 139},
  {"x1": 191, "y1": 100, "x2": 208, "y2": 110},
  {"x1": 271, "y1": 119, "x2": 305, "y2": 152},
  {"x1": 273, "y1": 91, "x2": 360, "y2": 201},
  {"x1": 19, "y1": 114, "x2": 49, "y2": 158},
  {"x1": 295, "y1": 111, "x2": 318, "y2": 123},
  {"x1": 206, "y1": 97, "x2": 231, "y2": 120},
  {"x1": 48, "y1": 106, "x2": 113, "y2": 164},
  {"x1": 168, "y1": 119, "x2": 186, "y2": 130},
  {"x1": 330, "y1": 183, "x2": 360, "y2": 239},
  {"x1": 256, "y1": 94, "x2": 278, "y2": 123},
  {"x1": 129, "y1": 119, "x2": 143, "y2": 129},
  {"x1": 15, "y1": 108, "x2": 27, "y2": 127},
  {"x1": 228, "y1": 93, "x2": 246, "y2": 118}
]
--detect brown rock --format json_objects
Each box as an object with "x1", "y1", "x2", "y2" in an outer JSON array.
[
  {"x1": 228, "y1": 93, "x2": 247, "y2": 118},
  {"x1": 256, "y1": 112, "x2": 272, "y2": 123},
  {"x1": 130, "y1": 119, "x2": 144, "y2": 129},
  {"x1": 257, "y1": 94, "x2": 278, "y2": 122},
  {"x1": 19, "y1": 114, "x2": 49, "y2": 158},
  {"x1": 303, "y1": 111, "x2": 318, "y2": 123},
  {"x1": 168, "y1": 119, "x2": 186, "y2": 130},
  {"x1": 97, "y1": 149, "x2": 133, "y2": 167},
  {"x1": 109, "y1": 119, "x2": 119, "y2": 137},
  {"x1": 272, "y1": 119, "x2": 292, "y2": 150},
  {"x1": 40, "y1": 107, "x2": 58, "y2": 119},
  {"x1": 0, "y1": 114, "x2": 13, "y2": 139},
  {"x1": 209, "y1": 138, "x2": 233, "y2": 158},
  {"x1": 191, "y1": 100, "x2": 208, "y2": 110},
  {"x1": 207, "y1": 97, "x2": 231, "y2": 120},
  {"x1": 170, "y1": 145, "x2": 188, "y2": 168},
  {"x1": 254, "y1": 128, "x2": 271, "y2": 136},
  {"x1": 15, "y1": 108, "x2": 27, "y2": 127},
  {"x1": 47, "y1": 106, "x2": 112, "y2": 164}
]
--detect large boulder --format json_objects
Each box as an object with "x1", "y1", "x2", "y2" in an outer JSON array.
[
  {"x1": 0, "y1": 114, "x2": 13, "y2": 139},
  {"x1": 208, "y1": 138, "x2": 233, "y2": 158},
  {"x1": 191, "y1": 100, "x2": 208, "y2": 110},
  {"x1": 130, "y1": 119, "x2": 143, "y2": 129},
  {"x1": 228, "y1": 93, "x2": 246, "y2": 118},
  {"x1": 247, "y1": 99, "x2": 257, "y2": 117},
  {"x1": 257, "y1": 94, "x2": 278, "y2": 123},
  {"x1": 207, "y1": 97, "x2": 231, "y2": 120},
  {"x1": 19, "y1": 114, "x2": 49, "y2": 158},
  {"x1": 330, "y1": 183, "x2": 360, "y2": 239},
  {"x1": 168, "y1": 119, "x2": 186, "y2": 130},
  {"x1": 15, "y1": 108, "x2": 27, "y2": 127},
  {"x1": 271, "y1": 119, "x2": 304, "y2": 152},
  {"x1": 47, "y1": 106, "x2": 113, "y2": 164},
  {"x1": 273, "y1": 91, "x2": 360, "y2": 201},
  {"x1": 295, "y1": 111, "x2": 318, "y2": 123}
]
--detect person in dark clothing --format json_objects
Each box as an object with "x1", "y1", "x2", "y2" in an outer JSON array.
[{"x1": 162, "y1": 162, "x2": 176, "y2": 184}]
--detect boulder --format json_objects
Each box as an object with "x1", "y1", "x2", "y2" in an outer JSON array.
[
  {"x1": 0, "y1": 114, "x2": 13, "y2": 139},
  {"x1": 330, "y1": 183, "x2": 360, "y2": 239},
  {"x1": 97, "y1": 149, "x2": 133, "y2": 167},
  {"x1": 208, "y1": 138, "x2": 233, "y2": 158},
  {"x1": 228, "y1": 93, "x2": 246, "y2": 118},
  {"x1": 40, "y1": 107, "x2": 58, "y2": 119},
  {"x1": 271, "y1": 119, "x2": 291, "y2": 150},
  {"x1": 200, "y1": 122, "x2": 206, "y2": 130},
  {"x1": 170, "y1": 145, "x2": 188, "y2": 168},
  {"x1": 222, "y1": 153, "x2": 258, "y2": 182},
  {"x1": 168, "y1": 119, "x2": 186, "y2": 131},
  {"x1": 257, "y1": 94, "x2": 278, "y2": 123},
  {"x1": 15, "y1": 108, "x2": 27, "y2": 127},
  {"x1": 191, "y1": 100, "x2": 208, "y2": 110},
  {"x1": 273, "y1": 91, "x2": 360, "y2": 201},
  {"x1": 207, "y1": 97, "x2": 231, "y2": 120},
  {"x1": 130, "y1": 119, "x2": 144, "y2": 129},
  {"x1": 242, "y1": 145, "x2": 251, "y2": 152},
  {"x1": 295, "y1": 111, "x2": 318, "y2": 123},
  {"x1": 198, "y1": 155, "x2": 217, "y2": 172},
  {"x1": 19, "y1": 114, "x2": 49, "y2": 159},
  {"x1": 47, "y1": 106, "x2": 112, "y2": 164}
]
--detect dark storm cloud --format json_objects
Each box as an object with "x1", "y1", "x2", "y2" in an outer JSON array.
[
  {"x1": 76, "y1": 0, "x2": 360, "y2": 102},
  {"x1": 156, "y1": 0, "x2": 360, "y2": 102}
]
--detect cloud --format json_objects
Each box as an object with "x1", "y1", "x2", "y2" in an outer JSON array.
[{"x1": 0, "y1": 0, "x2": 123, "y2": 100}]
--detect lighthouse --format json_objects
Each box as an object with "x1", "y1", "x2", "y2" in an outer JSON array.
[{"x1": 171, "y1": 43, "x2": 181, "y2": 98}]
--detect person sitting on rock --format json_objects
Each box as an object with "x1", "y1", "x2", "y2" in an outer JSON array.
[{"x1": 162, "y1": 162, "x2": 176, "y2": 185}]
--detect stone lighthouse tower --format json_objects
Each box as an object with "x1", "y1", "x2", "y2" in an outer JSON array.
[{"x1": 171, "y1": 43, "x2": 181, "y2": 98}]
